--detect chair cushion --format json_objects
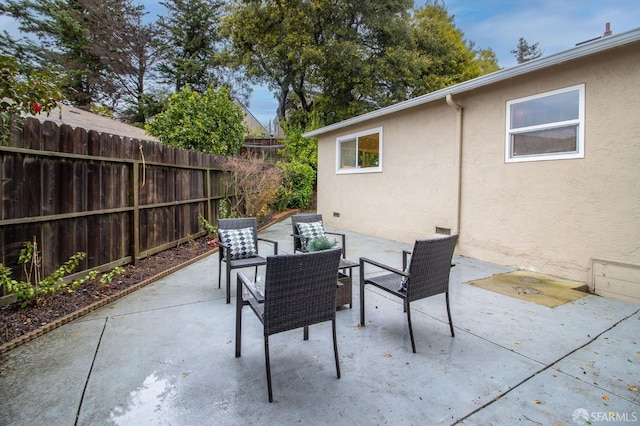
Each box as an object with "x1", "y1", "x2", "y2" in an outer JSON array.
[
  {"x1": 296, "y1": 221, "x2": 326, "y2": 250},
  {"x1": 218, "y1": 227, "x2": 257, "y2": 260}
]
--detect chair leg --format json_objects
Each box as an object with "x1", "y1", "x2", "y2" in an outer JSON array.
[
  {"x1": 226, "y1": 262, "x2": 232, "y2": 304},
  {"x1": 359, "y1": 272, "x2": 366, "y2": 326},
  {"x1": 235, "y1": 276, "x2": 242, "y2": 358},
  {"x1": 264, "y1": 335, "x2": 273, "y2": 403},
  {"x1": 218, "y1": 258, "x2": 222, "y2": 289},
  {"x1": 446, "y1": 291, "x2": 455, "y2": 337},
  {"x1": 406, "y1": 302, "x2": 416, "y2": 353},
  {"x1": 332, "y1": 319, "x2": 341, "y2": 379}
]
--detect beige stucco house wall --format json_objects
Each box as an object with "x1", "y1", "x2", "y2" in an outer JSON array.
[{"x1": 305, "y1": 28, "x2": 640, "y2": 304}]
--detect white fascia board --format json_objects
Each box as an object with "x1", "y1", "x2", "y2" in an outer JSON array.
[{"x1": 304, "y1": 27, "x2": 640, "y2": 139}]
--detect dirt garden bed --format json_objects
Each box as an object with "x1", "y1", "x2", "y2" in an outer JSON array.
[{"x1": 0, "y1": 236, "x2": 214, "y2": 352}]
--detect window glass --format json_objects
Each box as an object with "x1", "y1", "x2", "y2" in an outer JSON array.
[
  {"x1": 340, "y1": 139, "x2": 357, "y2": 169},
  {"x1": 336, "y1": 128, "x2": 382, "y2": 173},
  {"x1": 358, "y1": 133, "x2": 379, "y2": 168},
  {"x1": 506, "y1": 85, "x2": 584, "y2": 163},
  {"x1": 510, "y1": 91, "x2": 579, "y2": 128},
  {"x1": 511, "y1": 125, "x2": 578, "y2": 156}
]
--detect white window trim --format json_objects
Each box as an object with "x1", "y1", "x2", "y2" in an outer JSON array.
[
  {"x1": 336, "y1": 127, "x2": 383, "y2": 174},
  {"x1": 505, "y1": 84, "x2": 585, "y2": 163}
]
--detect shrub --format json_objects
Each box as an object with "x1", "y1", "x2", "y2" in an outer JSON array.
[
  {"x1": 277, "y1": 160, "x2": 315, "y2": 210},
  {"x1": 221, "y1": 155, "x2": 282, "y2": 220},
  {"x1": 0, "y1": 55, "x2": 64, "y2": 145},
  {"x1": 1, "y1": 238, "x2": 124, "y2": 308},
  {"x1": 145, "y1": 85, "x2": 246, "y2": 156}
]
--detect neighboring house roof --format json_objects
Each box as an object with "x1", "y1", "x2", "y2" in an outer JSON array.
[
  {"x1": 304, "y1": 26, "x2": 640, "y2": 138},
  {"x1": 235, "y1": 100, "x2": 269, "y2": 135},
  {"x1": 26, "y1": 101, "x2": 269, "y2": 141},
  {"x1": 26, "y1": 103, "x2": 157, "y2": 141}
]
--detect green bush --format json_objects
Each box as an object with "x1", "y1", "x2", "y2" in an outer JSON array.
[
  {"x1": 1, "y1": 239, "x2": 124, "y2": 308},
  {"x1": 198, "y1": 213, "x2": 218, "y2": 237},
  {"x1": 277, "y1": 160, "x2": 315, "y2": 210},
  {"x1": 0, "y1": 55, "x2": 64, "y2": 145},
  {"x1": 145, "y1": 85, "x2": 246, "y2": 155}
]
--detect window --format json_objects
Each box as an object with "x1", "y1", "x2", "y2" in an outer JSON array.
[
  {"x1": 506, "y1": 84, "x2": 585, "y2": 163},
  {"x1": 336, "y1": 127, "x2": 382, "y2": 173}
]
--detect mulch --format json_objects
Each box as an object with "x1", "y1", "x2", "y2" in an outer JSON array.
[{"x1": 0, "y1": 237, "x2": 214, "y2": 353}]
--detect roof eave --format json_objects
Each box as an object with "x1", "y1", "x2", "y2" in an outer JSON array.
[{"x1": 303, "y1": 27, "x2": 640, "y2": 138}]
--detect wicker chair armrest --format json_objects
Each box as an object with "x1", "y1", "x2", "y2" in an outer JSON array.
[
  {"x1": 257, "y1": 237, "x2": 278, "y2": 255},
  {"x1": 217, "y1": 240, "x2": 230, "y2": 259},
  {"x1": 402, "y1": 250, "x2": 412, "y2": 270},
  {"x1": 325, "y1": 231, "x2": 345, "y2": 238},
  {"x1": 359, "y1": 257, "x2": 409, "y2": 278},
  {"x1": 325, "y1": 231, "x2": 346, "y2": 257},
  {"x1": 237, "y1": 272, "x2": 264, "y2": 303}
]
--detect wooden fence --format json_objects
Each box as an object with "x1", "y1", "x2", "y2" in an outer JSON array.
[{"x1": 1, "y1": 118, "x2": 225, "y2": 296}]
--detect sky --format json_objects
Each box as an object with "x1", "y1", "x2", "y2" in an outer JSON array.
[{"x1": 2, "y1": 1, "x2": 639, "y2": 128}]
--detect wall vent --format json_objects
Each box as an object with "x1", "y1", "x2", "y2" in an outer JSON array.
[
  {"x1": 435, "y1": 227, "x2": 451, "y2": 235},
  {"x1": 333, "y1": 212, "x2": 340, "y2": 218}
]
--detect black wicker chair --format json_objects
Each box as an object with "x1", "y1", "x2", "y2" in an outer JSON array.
[
  {"x1": 359, "y1": 234, "x2": 459, "y2": 353},
  {"x1": 291, "y1": 213, "x2": 346, "y2": 258},
  {"x1": 235, "y1": 248, "x2": 343, "y2": 402},
  {"x1": 217, "y1": 218, "x2": 278, "y2": 304}
]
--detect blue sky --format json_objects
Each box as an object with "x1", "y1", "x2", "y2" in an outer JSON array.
[{"x1": 2, "y1": 1, "x2": 639, "y2": 127}]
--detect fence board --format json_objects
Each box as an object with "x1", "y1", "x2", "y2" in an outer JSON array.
[
  {"x1": 1, "y1": 118, "x2": 225, "y2": 296},
  {"x1": 24, "y1": 156, "x2": 42, "y2": 218},
  {"x1": 2, "y1": 155, "x2": 21, "y2": 220}
]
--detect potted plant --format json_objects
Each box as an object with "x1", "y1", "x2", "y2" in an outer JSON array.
[{"x1": 306, "y1": 236, "x2": 338, "y2": 252}]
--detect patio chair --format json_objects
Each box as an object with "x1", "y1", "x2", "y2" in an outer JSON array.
[
  {"x1": 291, "y1": 213, "x2": 346, "y2": 258},
  {"x1": 359, "y1": 234, "x2": 458, "y2": 353},
  {"x1": 217, "y1": 217, "x2": 278, "y2": 304},
  {"x1": 235, "y1": 248, "x2": 343, "y2": 403}
]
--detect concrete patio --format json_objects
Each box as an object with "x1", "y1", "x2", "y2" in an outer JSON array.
[{"x1": 0, "y1": 218, "x2": 638, "y2": 425}]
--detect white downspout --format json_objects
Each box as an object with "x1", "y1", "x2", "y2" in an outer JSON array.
[{"x1": 445, "y1": 94, "x2": 463, "y2": 235}]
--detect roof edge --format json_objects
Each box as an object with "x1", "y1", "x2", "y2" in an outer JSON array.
[{"x1": 304, "y1": 27, "x2": 640, "y2": 138}]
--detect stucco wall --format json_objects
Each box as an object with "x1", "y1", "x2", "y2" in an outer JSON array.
[
  {"x1": 317, "y1": 104, "x2": 459, "y2": 244},
  {"x1": 316, "y1": 43, "x2": 640, "y2": 293}
]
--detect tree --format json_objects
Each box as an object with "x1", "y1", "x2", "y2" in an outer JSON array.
[
  {"x1": 145, "y1": 85, "x2": 247, "y2": 156},
  {"x1": 224, "y1": 0, "x2": 498, "y2": 129},
  {"x1": 155, "y1": 0, "x2": 226, "y2": 93},
  {"x1": 311, "y1": 0, "x2": 417, "y2": 124},
  {"x1": 1, "y1": 0, "x2": 112, "y2": 106},
  {"x1": 0, "y1": 0, "x2": 160, "y2": 119},
  {"x1": 407, "y1": 2, "x2": 499, "y2": 96},
  {"x1": 88, "y1": 0, "x2": 161, "y2": 123},
  {"x1": 223, "y1": 0, "x2": 415, "y2": 128},
  {"x1": 511, "y1": 37, "x2": 543, "y2": 63}
]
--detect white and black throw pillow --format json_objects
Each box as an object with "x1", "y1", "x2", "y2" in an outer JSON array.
[
  {"x1": 296, "y1": 221, "x2": 325, "y2": 249},
  {"x1": 218, "y1": 227, "x2": 257, "y2": 260}
]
